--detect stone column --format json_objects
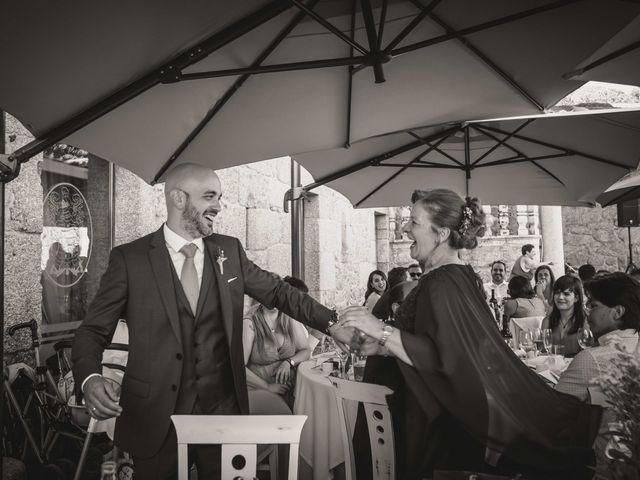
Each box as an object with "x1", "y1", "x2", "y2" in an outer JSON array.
[{"x1": 539, "y1": 206, "x2": 565, "y2": 279}]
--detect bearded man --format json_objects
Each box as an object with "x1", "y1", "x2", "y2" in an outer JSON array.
[{"x1": 72, "y1": 163, "x2": 356, "y2": 479}]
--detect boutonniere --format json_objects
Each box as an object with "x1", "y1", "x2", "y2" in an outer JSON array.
[{"x1": 214, "y1": 247, "x2": 227, "y2": 275}]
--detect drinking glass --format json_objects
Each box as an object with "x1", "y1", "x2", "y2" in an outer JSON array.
[
  {"x1": 532, "y1": 328, "x2": 544, "y2": 353},
  {"x1": 520, "y1": 331, "x2": 535, "y2": 355},
  {"x1": 353, "y1": 354, "x2": 367, "y2": 382},
  {"x1": 335, "y1": 348, "x2": 350, "y2": 379},
  {"x1": 578, "y1": 327, "x2": 596, "y2": 349},
  {"x1": 542, "y1": 328, "x2": 553, "y2": 354}
]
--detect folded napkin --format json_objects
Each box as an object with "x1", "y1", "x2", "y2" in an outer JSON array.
[{"x1": 312, "y1": 352, "x2": 336, "y2": 367}]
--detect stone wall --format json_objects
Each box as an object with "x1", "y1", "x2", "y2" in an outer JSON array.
[
  {"x1": 390, "y1": 235, "x2": 542, "y2": 284},
  {"x1": 3, "y1": 114, "x2": 44, "y2": 358},
  {"x1": 563, "y1": 205, "x2": 640, "y2": 272}
]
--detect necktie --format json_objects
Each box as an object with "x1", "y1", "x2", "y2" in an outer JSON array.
[{"x1": 179, "y1": 243, "x2": 199, "y2": 314}]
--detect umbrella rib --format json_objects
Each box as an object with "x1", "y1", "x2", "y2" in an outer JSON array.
[
  {"x1": 407, "y1": 131, "x2": 465, "y2": 167},
  {"x1": 304, "y1": 124, "x2": 462, "y2": 191},
  {"x1": 392, "y1": 0, "x2": 580, "y2": 57},
  {"x1": 383, "y1": 0, "x2": 443, "y2": 53},
  {"x1": 290, "y1": 0, "x2": 370, "y2": 55},
  {"x1": 355, "y1": 133, "x2": 454, "y2": 206},
  {"x1": 470, "y1": 120, "x2": 534, "y2": 166},
  {"x1": 563, "y1": 39, "x2": 640, "y2": 79},
  {"x1": 9, "y1": 0, "x2": 293, "y2": 167},
  {"x1": 361, "y1": 0, "x2": 387, "y2": 83},
  {"x1": 477, "y1": 124, "x2": 631, "y2": 170},
  {"x1": 410, "y1": 4, "x2": 544, "y2": 111},
  {"x1": 474, "y1": 153, "x2": 568, "y2": 187},
  {"x1": 177, "y1": 57, "x2": 369, "y2": 80},
  {"x1": 377, "y1": 0, "x2": 390, "y2": 51},
  {"x1": 154, "y1": 1, "x2": 316, "y2": 183}
]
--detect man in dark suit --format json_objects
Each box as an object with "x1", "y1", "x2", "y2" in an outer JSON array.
[{"x1": 72, "y1": 163, "x2": 356, "y2": 479}]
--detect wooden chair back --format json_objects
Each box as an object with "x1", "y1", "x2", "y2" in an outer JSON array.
[
  {"x1": 329, "y1": 377, "x2": 395, "y2": 480},
  {"x1": 171, "y1": 414, "x2": 307, "y2": 480}
]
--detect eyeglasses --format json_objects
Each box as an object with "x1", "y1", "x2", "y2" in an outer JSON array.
[{"x1": 409, "y1": 272, "x2": 421, "y2": 278}]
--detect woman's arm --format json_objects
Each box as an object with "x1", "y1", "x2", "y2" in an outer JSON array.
[
  {"x1": 503, "y1": 299, "x2": 517, "y2": 319},
  {"x1": 364, "y1": 292, "x2": 380, "y2": 312},
  {"x1": 289, "y1": 320, "x2": 311, "y2": 364}
]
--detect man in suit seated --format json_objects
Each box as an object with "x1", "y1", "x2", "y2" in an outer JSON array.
[{"x1": 72, "y1": 163, "x2": 358, "y2": 479}]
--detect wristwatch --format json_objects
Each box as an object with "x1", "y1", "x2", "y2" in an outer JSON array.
[
  {"x1": 286, "y1": 358, "x2": 296, "y2": 368},
  {"x1": 379, "y1": 324, "x2": 394, "y2": 346}
]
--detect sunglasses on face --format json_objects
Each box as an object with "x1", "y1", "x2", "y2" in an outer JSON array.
[{"x1": 409, "y1": 272, "x2": 421, "y2": 278}]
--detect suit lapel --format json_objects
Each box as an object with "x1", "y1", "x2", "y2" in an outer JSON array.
[
  {"x1": 206, "y1": 239, "x2": 233, "y2": 347},
  {"x1": 148, "y1": 228, "x2": 182, "y2": 346}
]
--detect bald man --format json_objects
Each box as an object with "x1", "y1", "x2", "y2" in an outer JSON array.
[{"x1": 72, "y1": 163, "x2": 357, "y2": 479}]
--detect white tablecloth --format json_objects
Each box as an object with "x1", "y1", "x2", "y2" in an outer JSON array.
[{"x1": 293, "y1": 360, "x2": 357, "y2": 480}]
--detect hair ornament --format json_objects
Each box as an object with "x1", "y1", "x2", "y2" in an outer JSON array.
[{"x1": 458, "y1": 204, "x2": 473, "y2": 235}]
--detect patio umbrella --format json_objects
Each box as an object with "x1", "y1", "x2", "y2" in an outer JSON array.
[
  {"x1": 597, "y1": 168, "x2": 640, "y2": 207},
  {"x1": 563, "y1": 13, "x2": 640, "y2": 87},
  {"x1": 294, "y1": 108, "x2": 640, "y2": 207},
  {"x1": 2, "y1": 0, "x2": 640, "y2": 185}
]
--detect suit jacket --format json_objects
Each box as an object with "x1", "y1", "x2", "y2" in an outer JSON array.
[{"x1": 72, "y1": 227, "x2": 332, "y2": 457}]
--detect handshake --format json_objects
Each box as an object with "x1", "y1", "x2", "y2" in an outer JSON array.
[{"x1": 328, "y1": 306, "x2": 390, "y2": 356}]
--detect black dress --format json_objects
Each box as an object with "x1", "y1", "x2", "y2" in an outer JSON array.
[{"x1": 366, "y1": 264, "x2": 601, "y2": 480}]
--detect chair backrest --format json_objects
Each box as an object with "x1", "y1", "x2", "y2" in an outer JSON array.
[
  {"x1": 510, "y1": 316, "x2": 544, "y2": 345},
  {"x1": 329, "y1": 377, "x2": 395, "y2": 480},
  {"x1": 171, "y1": 415, "x2": 307, "y2": 480}
]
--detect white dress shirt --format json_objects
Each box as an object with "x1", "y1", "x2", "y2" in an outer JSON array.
[
  {"x1": 483, "y1": 281, "x2": 508, "y2": 303},
  {"x1": 163, "y1": 223, "x2": 205, "y2": 288}
]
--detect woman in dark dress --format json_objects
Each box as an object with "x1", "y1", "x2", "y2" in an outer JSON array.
[{"x1": 340, "y1": 189, "x2": 601, "y2": 480}]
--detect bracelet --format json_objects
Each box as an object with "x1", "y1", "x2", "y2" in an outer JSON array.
[
  {"x1": 286, "y1": 358, "x2": 296, "y2": 368},
  {"x1": 324, "y1": 309, "x2": 338, "y2": 335}
]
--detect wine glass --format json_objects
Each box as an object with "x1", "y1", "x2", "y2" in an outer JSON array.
[
  {"x1": 532, "y1": 328, "x2": 544, "y2": 353},
  {"x1": 578, "y1": 327, "x2": 595, "y2": 349},
  {"x1": 520, "y1": 331, "x2": 535, "y2": 355},
  {"x1": 335, "y1": 347, "x2": 350, "y2": 379},
  {"x1": 542, "y1": 328, "x2": 553, "y2": 354}
]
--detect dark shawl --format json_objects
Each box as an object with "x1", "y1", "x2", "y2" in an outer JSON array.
[{"x1": 396, "y1": 264, "x2": 601, "y2": 476}]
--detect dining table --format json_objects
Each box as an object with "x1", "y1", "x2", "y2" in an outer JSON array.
[{"x1": 293, "y1": 358, "x2": 358, "y2": 480}]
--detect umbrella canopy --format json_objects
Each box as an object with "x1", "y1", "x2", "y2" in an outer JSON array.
[
  {"x1": 295, "y1": 108, "x2": 640, "y2": 207},
  {"x1": 597, "y1": 168, "x2": 640, "y2": 207},
  {"x1": 2, "y1": 0, "x2": 639, "y2": 184},
  {"x1": 563, "y1": 13, "x2": 640, "y2": 87}
]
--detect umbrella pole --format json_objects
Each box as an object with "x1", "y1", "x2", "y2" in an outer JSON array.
[
  {"x1": 626, "y1": 226, "x2": 637, "y2": 273},
  {"x1": 291, "y1": 159, "x2": 305, "y2": 281}
]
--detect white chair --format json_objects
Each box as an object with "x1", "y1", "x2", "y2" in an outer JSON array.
[
  {"x1": 171, "y1": 415, "x2": 307, "y2": 480},
  {"x1": 510, "y1": 316, "x2": 544, "y2": 346},
  {"x1": 329, "y1": 377, "x2": 395, "y2": 480}
]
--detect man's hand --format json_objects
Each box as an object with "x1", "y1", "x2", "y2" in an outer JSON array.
[
  {"x1": 274, "y1": 361, "x2": 291, "y2": 384},
  {"x1": 328, "y1": 324, "x2": 361, "y2": 351},
  {"x1": 357, "y1": 335, "x2": 383, "y2": 356},
  {"x1": 83, "y1": 376, "x2": 122, "y2": 420}
]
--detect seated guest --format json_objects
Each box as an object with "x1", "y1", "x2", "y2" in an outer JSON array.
[
  {"x1": 407, "y1": 263, "x2": 423, "y2": 281},
  {"x1": 629, "y1": 266, "x2": 640, "y2": 283},
  {"x1": 541, "y1": 275, "x2": 587, "y2": 356},
  {"x1": 282, "y1": 275, "x2": 322, "y2": 350},
  {"x1": 243, "y1": 300, "x2": 311, "y2": 408},
  {"x1": 503, "y1": 276, "x2": 546, "y2": 320},
  {"x1": 363, "y1": 269, "x2": 388, "y2": 312},
  {"x1": 483, "y1": 260, "x2": 509, "y2": 303},
  {"x1": 556, "y1": 272, "x2": 640, "y2": 476},
  {"x1": 578, "y1": 263, "x2": 596, "y2": 283},
  {"x1": 388, "y1": 266, "x2": 409, "y2": 289},
  {"x1": 534, "y1": 264, "x2": 555, "y2": 312}
]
